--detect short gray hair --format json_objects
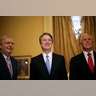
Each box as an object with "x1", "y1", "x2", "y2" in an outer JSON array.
[
  {"x1": 0, "y1": 35, "x2": 13, "y2": 45},
  {"x1": 79, "y1": 33, "x2": 92, "y2": 43}
]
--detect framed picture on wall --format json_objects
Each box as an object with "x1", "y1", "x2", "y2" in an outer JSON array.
[{"x1": 13, "y1": 55, "x2": 32, "y2": 80}]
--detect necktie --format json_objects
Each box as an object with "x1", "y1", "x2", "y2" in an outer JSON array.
[
  {"x1": 46, "y1": 55, "x2": 50, "y2": 74},
  {"x1": 6, "y1": 57, "x2": 13, "y2": 77},
  {"x1": 87, "y1": 53, "x2": 94, "y2": 74}
]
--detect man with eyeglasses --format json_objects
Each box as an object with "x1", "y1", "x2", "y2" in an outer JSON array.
[{"x1": 0, "y1": 36, "x2": 18, "y2": 80}]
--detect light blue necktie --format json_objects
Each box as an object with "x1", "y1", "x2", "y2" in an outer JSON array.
[{"x1": 46, "y1": 55, "x2": 50, "y2": 74}]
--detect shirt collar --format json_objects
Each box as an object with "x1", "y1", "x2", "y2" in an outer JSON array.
[
  {"x1": 42, "y1": 51, "x2": 52, "y2": 57},
  {"x1": 2, "y1": 53, "x2": 10, "y2": 60},
  {"x1": 83, "y1": 50, "x2": 94, "y2": 57}
]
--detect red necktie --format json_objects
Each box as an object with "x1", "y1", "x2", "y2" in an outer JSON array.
[
  {"x1": 6, "y1": 57, "x2": 13, "y2": 77},
  {"x1": 87, "y1": 53, "x2": 94, "y2": 74}
]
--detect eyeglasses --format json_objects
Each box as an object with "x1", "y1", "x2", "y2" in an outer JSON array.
[{"x1": 3, "y1": 42, "x2": 15, "y2": 45}]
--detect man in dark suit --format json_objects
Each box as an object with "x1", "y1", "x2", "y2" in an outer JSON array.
[
  {"x1": 30, "y1": 32, "x2": 68, "y2": 80},
  {"x1": 0, "y1": 36, "x2": 18, "y2": 80},
  {"x1": 69, "y1": 33, "x2": 96, "y2": 80}
]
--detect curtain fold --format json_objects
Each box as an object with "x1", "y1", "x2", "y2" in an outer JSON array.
[{"x1": 53, "y1": 16, "x2": 81, "y2": 72}]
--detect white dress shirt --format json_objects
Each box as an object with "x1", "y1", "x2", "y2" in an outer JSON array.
[{"x1": 42, "y1": 52, "x2": 52, "y2": 69}]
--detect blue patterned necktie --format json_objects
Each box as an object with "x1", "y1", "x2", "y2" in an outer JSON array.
[
  {"x1": 6, "y1": 57, "x2": 13, "y2": 77},
  {"x1": 46, "y1": 55, "x2": 50, "y2": 74}
]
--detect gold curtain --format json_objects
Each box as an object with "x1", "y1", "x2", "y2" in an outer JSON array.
[
  {"x1": 53, "y1": 16, "x2": 81, "y2": 72},
  {"x1": 53, "y1": 16, "x2": 96, "y2": 73}
]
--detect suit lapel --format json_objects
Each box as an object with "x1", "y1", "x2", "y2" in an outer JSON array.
[
  {"x1": 81, "y1": 52, "x2": 94, "y2": 74},
  {"x1": 39, "y1": 54, "x2": 50, "y2": 75},
  {"x1": 50, "y1": 53, "x2": 58, "y2": 76},
  {"x1": 93, "y1": 52, "x2": 96, "y2": 73},
  {"x1": 0, "y1": 52, "x2": 11, "y2": 76}
]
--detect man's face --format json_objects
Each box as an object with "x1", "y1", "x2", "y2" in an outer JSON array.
[
  {"x1": 40, "y1": 35, "x2": 53, "y2": 51},
  {"x1": 80, "y1": 34, "x2": 93, "y2": 51},
  {"x1": 0, "y1": 38, "x2": 14, "y2": 56}
]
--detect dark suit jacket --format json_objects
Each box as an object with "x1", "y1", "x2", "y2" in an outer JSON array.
[
  {"x1": 69, "y1": 52, "x2": 96, "y2": 80},
  {"x1": 0, "y1": 52, "x2": 18, "y2": 80},
  {"x1": 30, "y1": 53, "x2": 68, "y2": 80}
]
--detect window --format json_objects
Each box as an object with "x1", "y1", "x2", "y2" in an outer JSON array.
[{"x1": 71, "y1": 16, "x2": 83, "y2": 39}]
